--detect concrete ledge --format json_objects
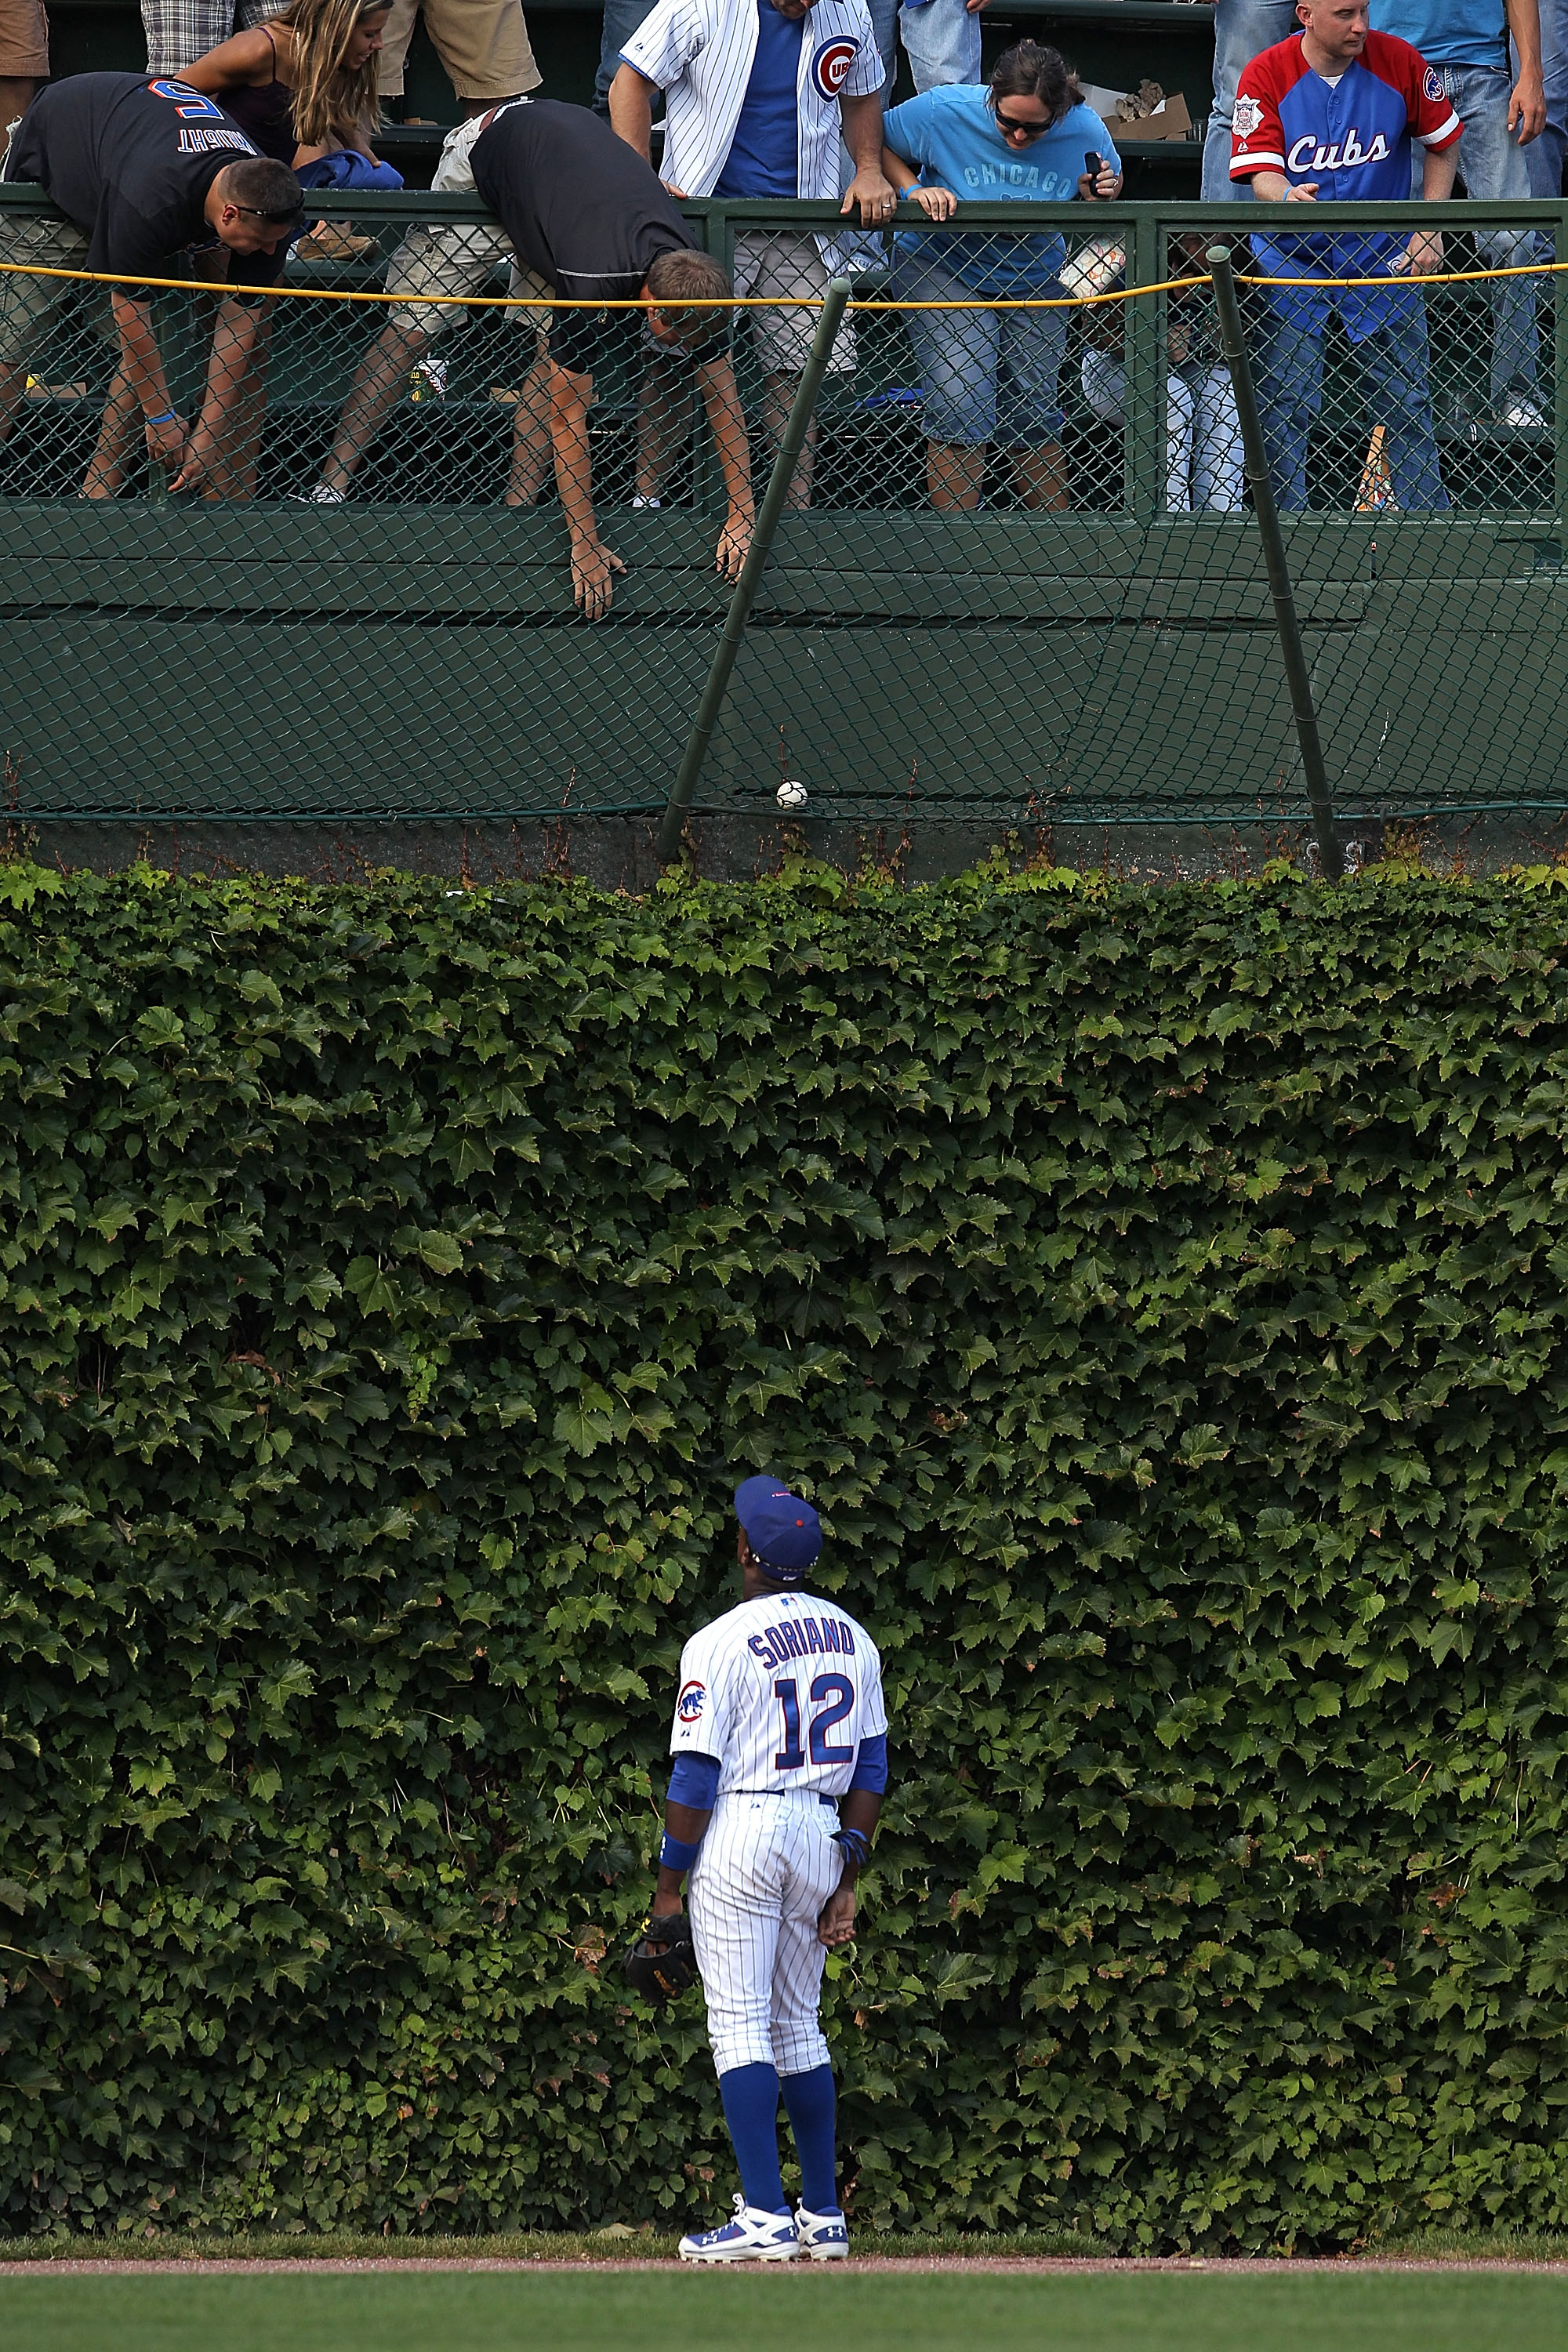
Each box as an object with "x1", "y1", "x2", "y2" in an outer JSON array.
[{"x1": 13, "y1": 813, "x2": 1568, "y2": 887}]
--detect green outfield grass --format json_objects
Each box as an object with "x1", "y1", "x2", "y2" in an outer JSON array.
[{"x1": 2, "y1": 2270, "x2": 1568, "y2": 2352}]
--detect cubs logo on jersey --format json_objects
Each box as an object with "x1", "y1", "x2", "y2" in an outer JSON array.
[
  {"x1": 811, "y1": 37, "x2": 859, "y2": 101},
  {"x1": 677, "y1": 1679, "x2": 706, "y2": 1725}
]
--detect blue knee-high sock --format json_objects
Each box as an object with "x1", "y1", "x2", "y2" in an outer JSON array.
[
  {"x1": 780, "y1": 2063, "x2": 837, "y2": 2212},
  {"x1": 718, "y1": 2063, "x2": 786, "y2": 2212}
]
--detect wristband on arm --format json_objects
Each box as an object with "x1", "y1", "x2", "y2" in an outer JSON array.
[
  {"x1": 660, "y1": 1752, "x2": 720, "y2": 1876},
  {"x1": 833, "y1": 1826, "x2": 872, "y2": 1871},
  {"x1": 145, "y1": 410, "x2": 177, "y2": 426}
]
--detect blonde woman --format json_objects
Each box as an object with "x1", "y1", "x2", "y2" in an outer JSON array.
[
  {"x1": 180, "y1": 0, "x2": 394, "y2": 175},
  {"x1": 183, "y1": 0, "x2": 399, "y2": 268}
]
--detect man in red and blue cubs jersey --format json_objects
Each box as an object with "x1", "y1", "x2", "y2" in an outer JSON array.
[{"x1": 1231, "y1": 0, "x2": 1461, "y2": 507}]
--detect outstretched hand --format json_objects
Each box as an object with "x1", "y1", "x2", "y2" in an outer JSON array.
[
  {"x1": 572, "y1": 537, "x2": 626, "y2": 620},
  {"x1": 715, "y1": 510, "x2": 753, "y2": 579}
]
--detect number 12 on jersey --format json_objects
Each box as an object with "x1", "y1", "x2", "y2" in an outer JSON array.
[{"x1": 774, "y1": 1673, "x2": 855, "y2": 1769}]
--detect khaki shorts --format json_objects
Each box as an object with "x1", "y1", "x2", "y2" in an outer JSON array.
[
  {"x1": 381, "y1": 110, "x2": 550, "y2": 339},
  {"x1": 0, "y1": 210, "x2": 89, "y2": 368},
  {"x1": 0, "y1": 0, "x2": 49, "y2": 82},
  {"x1": 378, "y1": 0, "x2": 540, "y2": 101},
  {"x1": 733, "y1": 230, "x2": 856, "y2": 378}
]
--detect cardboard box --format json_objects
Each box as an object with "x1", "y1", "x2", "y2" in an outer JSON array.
[{"x1": 1082, "y1": 84, "x2": 1195, "y2": 143}]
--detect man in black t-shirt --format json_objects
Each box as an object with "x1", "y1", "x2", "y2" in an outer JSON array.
[
  {"x1": 0, "y1": 74, "x2": 303, "y2": 497},
  {"x1": 299, "y1": 101, "x2": 755, "y2": 620}
]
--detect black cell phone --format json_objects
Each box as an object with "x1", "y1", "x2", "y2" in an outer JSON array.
[{"x1": 1084, "y1": 150, "x2": 1105, "y2": 191}]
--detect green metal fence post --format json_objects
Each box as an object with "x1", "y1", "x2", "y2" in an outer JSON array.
[
  {"x1": 655, "y1": 274, "x2": 851, "y2": 864},
  {"x1": 1127, "y1": 206, "x2": 1163, "y2": 522},
  {"x1": 1207, "y1": 244, "x2": 1345, "y2": 883},
  {"x1": 1554, "y1": 203, "x2": 1568, "y2": 528}
]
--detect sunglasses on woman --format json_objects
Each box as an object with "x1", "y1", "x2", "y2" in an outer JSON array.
[{"x1": 994, "y1": 107, "x2": 1051, "y2": 140}]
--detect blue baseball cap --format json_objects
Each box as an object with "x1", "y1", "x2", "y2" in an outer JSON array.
[{"x1": 734, "y1": 1475, "x2": 822, "y2": 1584}]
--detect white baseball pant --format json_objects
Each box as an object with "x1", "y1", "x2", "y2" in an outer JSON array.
[{"x1": 688, "y1": 1790, "x2": 841, "y2": 2078}]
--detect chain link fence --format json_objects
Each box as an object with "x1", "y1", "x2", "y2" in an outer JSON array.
[{"x1": 2, "y1": 184, "x2": 1566, "y2": 833}]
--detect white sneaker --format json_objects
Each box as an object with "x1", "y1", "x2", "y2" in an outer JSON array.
[
  {"x1": 795, "y1": 2203, "x2": 849, "y2": 2259},
  {"x1": 288, "y1": 483, "x2": 347, "y2": 505},
  {"x1": 1498, "y1": 393, "x2": 1548, "y2": 430},
  {"x1": 678, "y1": 2194, "x2": 799, "y2": 2263}
]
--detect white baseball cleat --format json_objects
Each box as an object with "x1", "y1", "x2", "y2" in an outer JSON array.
[
  {"x1": 678, "y1": 2194, "x2": 800, "y2": 2263},
  {"x1": 794, "y1": 2204, "x2": 850, "y2": 2259}
]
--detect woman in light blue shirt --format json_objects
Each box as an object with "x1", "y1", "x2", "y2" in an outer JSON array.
[{"x1": 880, "y1": 41, "x2": 1121, "y2": 510}]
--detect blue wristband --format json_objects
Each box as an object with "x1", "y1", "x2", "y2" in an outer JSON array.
[
  {"x1": 146, "y1": 410, "x2": 177, "y2": 426},
  {"x1": 660, "y1": 1831, "x2": 701, "y2": 1873},
  {"x1": 833, "y1": 1827, "x2": 871, "y2": 1870}
]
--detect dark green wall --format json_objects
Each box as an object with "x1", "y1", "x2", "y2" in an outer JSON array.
[{"x1": 2, "y1": 508, "x2": 1560, "y2": 826}]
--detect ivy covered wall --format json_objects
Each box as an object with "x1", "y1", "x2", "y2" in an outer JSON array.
[{"x1": 2, "y1": 858, "x2": 1566, "y2": 2248}]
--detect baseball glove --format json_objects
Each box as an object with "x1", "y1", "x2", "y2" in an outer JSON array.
[{"x1": 624, "y1": 1909, "x2": 699, "y2": 2004}]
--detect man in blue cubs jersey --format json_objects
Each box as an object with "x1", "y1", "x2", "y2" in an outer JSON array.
[
  {"x1": 1371, "y1": 0, "x2": 1545, "y2": 426},
  {"x1": 1231, "y1": 0, "x2": 1462, "y2": 507},
  {"x1": 645, "y1": 1475, "x2": 887, "y2": 2263}
]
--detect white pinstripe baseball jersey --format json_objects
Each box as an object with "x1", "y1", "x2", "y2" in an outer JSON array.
[
  {"x1": 619, "y1": 0, "x2": 885, "y2": 201},
  {"x1": 670, "y1": 1590, "x2": 886, "y2": 1795}
]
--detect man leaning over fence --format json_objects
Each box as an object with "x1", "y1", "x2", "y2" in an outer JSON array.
[
  {"x1": 296, "y1": 99, "x2": 756, "y2": 619},
  {"x1": 609, "y1": 0, "x2": 897, "y2": 507},
  {"x1": 1371, "y1": 0, "x2": 1546, "y2": 430},
  {"x1": 1231, "y1": 0, "x2": 1461, "y2": 510},
  {"x1": 0, "y1": 71, "x2": 303, "y2": 499}
]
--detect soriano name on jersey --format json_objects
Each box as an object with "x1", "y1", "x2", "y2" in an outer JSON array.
[{"x1": 670, "y1": 1589, "x2": 887, "y2": 1799}]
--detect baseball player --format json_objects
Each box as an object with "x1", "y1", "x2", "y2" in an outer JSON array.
[{"x1": 628, "y1": 1475, "x2": 887, "y2": 2262}]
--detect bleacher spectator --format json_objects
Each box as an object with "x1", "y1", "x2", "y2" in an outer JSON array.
[
  {"x1": 0, "y1": 72, "x2": 302, "y2": 499},
  {"x1": 376, "y1": 0, "x2": 539, "y2": 119},
  {"x1": 0, "y1": 0, "x2": 47, "y2": 146},
  {"x1": 295, "y1": 100, "x2": 755, "y2": 619},
  {"x1": 866, "y1": 0, "x2": 989, "y2": 102},
  {"x1": 1523, "y1": 0, "x2": 1565, "y2": 190},
  {"x1": 178, "y1": 0, "x2": 393, "y2": 166},
  {"x1": 1080, "y1": 246, "x2": 1243, "y2": 510},
  {"x1": 879, "y1": 40, "x2": 1121, "y2": 510},
  {"x1": 141, "y1": 2, "x2": 270, "y2": 78},
  {"x1": 1370, "y1": 0, "x2": 1544, "y2": 426},
  {"x1": 610, "y1": 0, "x2": 895, "y2": 507},
  {"x1": 1230, "y1": 0, "x2": 1460, "y2": 509},
  {"x1": 1203, "y1": 0, "x2": 1301, "y2": 198}
]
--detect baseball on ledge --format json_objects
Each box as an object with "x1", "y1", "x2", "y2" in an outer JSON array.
[{"x1": 776, "y1": 780, "x2": 809, "y2": 810}]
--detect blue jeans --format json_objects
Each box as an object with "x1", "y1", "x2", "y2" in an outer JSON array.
[
  {"x1": 1522, "y1": 9, "x2": 1568, "y2": 196},
  {"x1": 892, "y1": 247, "x2": 1069, "y2": 446},
  {"x1": 595, "y1": 0, "x2": 660, "y2": 112},
  {"x1": 1407, "y1": 63, "x2": 1539, "y2": 404},
  {"x1": 1258, "y1": 298, "x2": 1449, "y2": 510},
  {"x1": 1200, "y1": 0, "x2": 1300, "y2": 201},
  {"x1": 866, "y1": 0, "x2": 981, "y2": 100}
]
